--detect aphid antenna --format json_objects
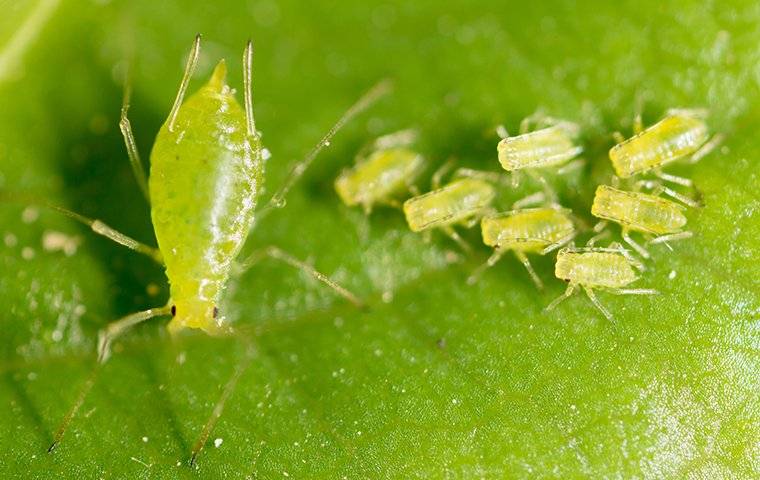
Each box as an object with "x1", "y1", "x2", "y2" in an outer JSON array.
[
  {"x1": 261, "y1": 78, "x2": 393, "y2": 216},
  {"x1": 243, "y1": 39, "x2": 256, "y2": 137},
  {"x1": 119, "y1": 63, "x2": 150, "y2": 201},
  {"x1": 431, "y1": 158, "x2": 456, "y2": 189},
  {"x1": 373, "y1": 128, "x2": 418, "y2": 149},
  {"x1": 168, "y1": 34, "x2": 202, "y2": 132}
]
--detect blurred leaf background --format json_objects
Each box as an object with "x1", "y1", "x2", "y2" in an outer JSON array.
[{"x1": 0, "y1": 0, "x2": 758, "y2": 478}]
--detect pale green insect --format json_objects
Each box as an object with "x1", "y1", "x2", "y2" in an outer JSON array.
[
  {"x1": 403, "y1": 176, "x2": 496, "y2": 251},
  {"x1": 591, "y1": 185, "x2": 690, "y2": 259},
  {"x1": 545, "y1": 244, "x2": 657, "y2": 322},
  {"x1": 609, "y1": 108, "x2": 723, "y2": 207},
  {"x1": 29, "y1": 36, "x2": 388, "y2": 463},
  {"x1": 495, "y1": 112, "x2": 584, "y2": 199},
  {"x1": 334, "y1": 129, "x2": 425, "y2": 213},
  {"x1": 469, "y1": 207, "x2": 576, "y2": 289}
]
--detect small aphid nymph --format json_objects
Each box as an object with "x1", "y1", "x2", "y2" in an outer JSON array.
[
  {"x1": 609, "y1": 109, "x2": 723, "y2": 206},
  {"x1": 545, "y1": 244, "x2": 657, "y2": 321},
  {"x1": 497, "y1": 120, "x2": 582, "y2": 172},
  {"x1": 334, "y1": 130, "x2": 425, "y2": 213},
  {"x1": 470, "y1": 207, "x2": 576, "y2": 289},
  {"x1": 591, "y1": 185, "x2": 691, "y2": 258},
  {"x1": 403, "y1": 177, "x2": 496, "y2": 251}
]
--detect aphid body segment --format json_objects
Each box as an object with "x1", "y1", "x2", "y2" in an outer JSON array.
[
  {"x1": 403, "y1": 178, "x2": 495, "y2": 250},
  {"x1": 151, "y1": 61, "x2": 262, "y2": 334},
  {"x1": 591, "y1": 185, "x2": 690, "y2": 258},
  {"x1": 473, "y1": 207, "x2": 575, "y2": 288},
  {"x1": 497, "y1": 121, "x2": 582, "y2": 172},
  {"x1": 334, "y1": 131, "x2": 425, "y2": 213},
  {"x1": 609, "y1": 113, "x2": 708, "y2": 178},
  {"x1": 546, "y1": 245, "x2": 657, "y2": 321}
]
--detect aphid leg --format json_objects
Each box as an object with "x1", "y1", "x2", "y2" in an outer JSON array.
[
  {"x1": 48, "y1": 305, "x2": 172, "y2": 452},
  {"x1": 544, "y1": 283, "x2": 576, "y2": 312},
  {"x1": 525, "y1": 170, "x2": 557, "y2": 205},
  {"x1": 97, "y1": 305, "x2": 173, "y2": 363},
  {"x1": 556, "y1": 158, "x2": 585, "y2": 175},
  {"x1": 666, "y1": 107, "x2": 709, "y2": 119},
  {"x1": 512, "y1": 191, "x2": 546, "y2": 209},
  {"x1": 612, "y1": 131, "x2": 626, "y2": 144},
  {"x1": 510, "y1": 170, "x2": 521, "y2": 188},
  {"x1": 265, "y1": 79, "x2": 392, "y2": 211},
  {"x1": 649, "y1": 231, "x2": 693, "y2": 246},
  {"x1": 242, "y1": 40, "x2": 256, "y2": 137},
  {"x1": 432, "y1": 159, "x2": 456, "y2": 189},
  {"x1": 441, "y1": 225, "x2": 471, "y2": 253},
  {"x1": 688, "y1": 133, "x2": 725, "y2": 164},
  {"x1": 190, "y1": 346, "x2": 254, "y2": 467},
  {"x1": 633, "y1": 94, "x2": 645, "y2": 134},
  {"x1": 452, "y1": 168, "x2": 510, "y2": 185},
  {"x1": 406, "y1": 183, "x2": 421, "y2": 197},
  {"x1": 654, "y1": 170, "x2": 692, "y2": 187},
  {"x1": 119, "y1": 68, "x2": 150, "y2": 201},
  {"x1": 653, "y1": 184, "x2": 703, "y2": 208},
  {"x1": 621, "y1": 229, "x2": 650, "y2": 259},
  {"x1": 237, "y1": 246, "x2": 364, "y2": 307},
  {"x1": 608, "y1": 288, "x2": 658, "y2": 295},
  {"x1": 582, "y1": 286, "x2": 614, "y2": 322},
  {"x1": 608, "y1": 241, "x2": 646, "y2": 271},
  {"x1": 495, "y1": 124, "x2": 509, "y2": 139},
  {"x1": 361, "y1": 201, "x2": 374, "y2": 215},
  {"x1": 167, "y1": 34, "x2": 201, "y2": 132},
  {"x1": 515, "y1": 251, "x2": 543, "y2": 290},
  {"x1": 541, "y1": 231, "x2": 576, "y2": 255},
  {"x1": 374, "y1": 129, "x2": 418, "y2": 149},
  {"x1": 467, "y1": 249, "x2": 504, "y2": 285},
  {"x1": 588, "y1": 223, "x2": 611, "y2": 247},
  {"x1": 0, "y1": 195, "x2": 163, "y2": 263}
]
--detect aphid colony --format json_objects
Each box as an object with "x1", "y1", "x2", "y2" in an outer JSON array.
[{"x1": 335, "y1": 109, "x2": 720, "y2": 321}]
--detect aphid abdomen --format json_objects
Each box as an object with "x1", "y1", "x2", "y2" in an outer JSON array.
[
  {"x1": 497, "y1": 125, "x2": 582, "y2": 171},
  {"x1": 149, "y1": 61, "x2": 263, "y2": 333},
  {"x1": 482, "y1": 208, "x2": 574, "y2": 252},
  {"x1": 403, "y1": 178, "x2": 495, "y2": 232},
  {"x1": 335, "y1": 147, "x2": 424, "y2": 207},
  {"x1": 609, "y1": 114, "x2": 709, "y2": 178},
  {"x1": 555, "y1": 250, "x2": 637, "y2": 288},
  {"x1": 591, "y1": 185, "x2": 687, "y2": 235}
]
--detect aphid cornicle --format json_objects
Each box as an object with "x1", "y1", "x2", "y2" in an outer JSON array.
[
  {"x1": 334, "y1": 129, "x2": 425, "y2": 213},
  {"x1": 609, "y1": 109, "x2": 723, "y2": 207},
  {"x1": 469, "y1": 207, "x2": 576, "y2": 289},
  {"x1": 495, "y1": 113, "x2": 584, "y2": 198},
  {"x1": 33, "y1": 36, "x2": 389, "y2": 463},
  {"x1": 402, "y1": 177, "x2": 496, "y2": 251},
  {"x1": 545, "y1": 244, "x2": 657, "y2": 321},
  {"x1": 591, "y1": 185, "x2": 691, "y2": 258}
]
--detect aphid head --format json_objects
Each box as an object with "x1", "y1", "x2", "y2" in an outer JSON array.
[{"x1": 167, "y1": 300, "x2": 221, "y2": 336}]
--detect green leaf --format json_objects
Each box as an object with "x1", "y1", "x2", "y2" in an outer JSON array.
[{"x1": 1, "y1": 1, "x2": 758, "y2": 477}]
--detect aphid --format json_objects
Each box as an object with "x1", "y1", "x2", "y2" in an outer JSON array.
[
  {"x1": 496, "y1": 112, "x2": 584, "y2": 197},
  {"x1": 22, "y1": 36, "x2": 388, "y2": 463},
  {"x1": 545, "y1": 244, "x2": 657, "y2": 322},
  {"x1": 591, "y1": 185, "x2": 691, "y2": 258},
  {"x1": 334, "y1": 129, "x2": 425, "y2": 213},
  {"x1": 402, "y1": 172, "x2": 496, "y2": 251},
  {"x1": 609, "y1": 109, "x2": 723, "y2": 207},
  {"x1": 469, "y1": 206, "x2": 576, "y2": 289}
]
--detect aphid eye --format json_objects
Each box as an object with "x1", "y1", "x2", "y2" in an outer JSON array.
[
  {"x1": 213, "y1": 307, "x2": 219, "y2": 318},
  {"x1": 171, "y1": 305, "x2": 177, "y2": 316}
]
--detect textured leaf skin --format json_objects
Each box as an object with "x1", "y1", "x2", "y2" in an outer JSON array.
[{"x1": 0, "y1": 1, "x2": 758, "y2": 479}]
